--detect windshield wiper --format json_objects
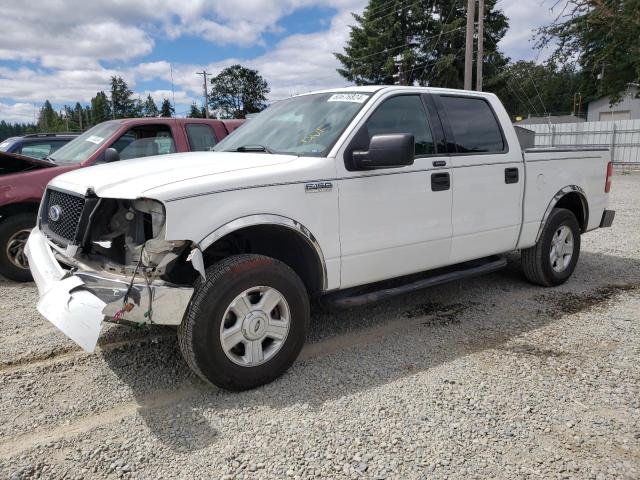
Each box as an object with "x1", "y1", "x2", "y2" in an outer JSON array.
[{"x1": 231, "y1": 145, "x2": 274, "y2": 154}]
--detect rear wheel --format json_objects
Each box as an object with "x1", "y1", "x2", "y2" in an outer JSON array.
[
  {"x1": 178, "y1": 254, "x2": 309, "y2": 391},
  {"x1": 521, "y1": 208, "x2": 581, "y2": 287},
  {"x1": 0, "y1": 213, "x2": 35, "y2": 282}
]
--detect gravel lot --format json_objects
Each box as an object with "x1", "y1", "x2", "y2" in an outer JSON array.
[{"x1": 1, "y1": 174, "x2": 639, "y2": 480}]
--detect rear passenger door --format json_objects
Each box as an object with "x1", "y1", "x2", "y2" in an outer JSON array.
[{"x1": 434, "y1": 94, "x2": 524, "y2": 264}]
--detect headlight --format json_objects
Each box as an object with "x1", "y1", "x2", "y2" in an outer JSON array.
[{"x1": 133, "y1": 198, "x2": 166, "y2": 238}]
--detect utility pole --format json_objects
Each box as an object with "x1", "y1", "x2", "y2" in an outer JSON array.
[
  {"x1": 196, "y1": 70, "x2": 211, "y2": 118},
  {"x1": 393, "y1": 54, "x2": 407, "y2": 86},
  {"x1": 464, "y1": 0, "x2": 476, "y2": 90},
  {"x1": 476, "y1": 0, "x2": 484, "y2": 91},
  {"x1": 78, "y1": 106, "x2": 83, "y2": 131}
]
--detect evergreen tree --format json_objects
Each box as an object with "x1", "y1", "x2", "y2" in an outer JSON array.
[
  {"x1": 37, "y1": 100, "x2": 61, "y2": 131},
  {"x1": 142, "y1": 94, "x2": 159, "y2": 117},
  {"x1": 159, "y1": 98, "x2": 174, "y2": 117},
  {"x1": 537, "y1": 0, "x2": 640, "y2": 103},
  {"x1": 209, "y1": 65, "x2": 269, "y2": 119},
  {"x1": 336, "y1": 0, "x2": 508, "y2": 88},
  {"x1": 90, "y1": 91, "x2": 112, "y2": 124},
  {"x1": 188, "y1": 102, "x2": 205, "y2": 118},
  {"x1": 110, "y1": 76, "x2": 137, "y2": 118}
]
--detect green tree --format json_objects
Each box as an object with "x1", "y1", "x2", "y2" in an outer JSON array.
[
  {"x1": 159, "y1": 98, "x2": 174, "y2": 117},
  {"x1": 37, "y1": 100, "x2": 61, "y2": 131},
  {"x1": 537, "y1": 0, "x2": 640, "y2": 103},
  {"x1": 90, "y1": 91, "x2": 112, "y2": 124},
  {"x1": 493, "y1": 61, "x2": 582, "y2": 119},
  {"x1": 110, "y1": 76, "x2": 137, "y2": 118},
  {"x1": 142, "y1": 94, "x2": 159, "y2": 117},
  {"x1": 187, "y1": 102, "x2": 205, "y2": 118},
  {"x1": 336, "y1": 0, "x2": 509, "y2": 88},
  {"x1": 209, "y1": 65, "x2": 269, "y2": 119}
]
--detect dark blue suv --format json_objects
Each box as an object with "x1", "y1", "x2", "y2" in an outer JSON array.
[{"x1": 0, "y1": 133, "x2": 79, "y2": 160}]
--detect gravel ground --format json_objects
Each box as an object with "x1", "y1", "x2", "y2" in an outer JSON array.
[{"x1": 1, "y1": 173, "x2": 639, "y2": 480}]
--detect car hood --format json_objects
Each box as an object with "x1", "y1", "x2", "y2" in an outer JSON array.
[
  {"x1": 0, "y1": 150, "x2": 54, "y2": 176},
  {"x1": 49, "y1": 151, "x2": 296, "y2": 199}
]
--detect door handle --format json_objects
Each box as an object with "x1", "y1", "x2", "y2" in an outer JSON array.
[
  {"x1": 431, "y1": 172, "x2": 450, "y2": 191},
  {"x1": 504, "y1": 167, "x2": 519, "y2": 184}
]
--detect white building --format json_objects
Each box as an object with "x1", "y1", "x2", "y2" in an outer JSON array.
[{"x1": 587, "y1": 86, "x2": 640, "y2": 122}]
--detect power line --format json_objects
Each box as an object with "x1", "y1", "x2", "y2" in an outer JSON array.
[
  {"x1": 421, "y1": 0, "x2": 463, "y2": 85},
  {"x1": 347, "y1": 26, "x2": 466, "y2": 62}
]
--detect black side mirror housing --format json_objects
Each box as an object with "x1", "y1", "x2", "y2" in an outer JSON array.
[
  {"x1": 103, "y1": 147, "x2": 120, "y2": 163},
  {"x1": 352, "y1": 133, "x2": 415, "y2": 170}
]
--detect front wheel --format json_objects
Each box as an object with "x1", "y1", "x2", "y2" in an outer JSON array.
[
  {"x1": 178, "y1": 254, "x2": 309, "y2": 391},
  {"x1": 521, "y1": 208, "x2": 581, "y2": 287},
  {"x1": 0, "y1": 213, "x2": 36, "y2": 282}
]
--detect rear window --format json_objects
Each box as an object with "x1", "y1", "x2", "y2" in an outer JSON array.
[{"x1": 439, "y1": 96, "x2": 505, "y2": 153}]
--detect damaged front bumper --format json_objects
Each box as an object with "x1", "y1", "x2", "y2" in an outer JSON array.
[{"x1": 25, "y1": 227, "x2": 194, "y2": 352}]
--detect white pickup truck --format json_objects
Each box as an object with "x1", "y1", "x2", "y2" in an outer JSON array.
[{"x1": 26, "y1": 86, "x2": 615, "y2": 390}]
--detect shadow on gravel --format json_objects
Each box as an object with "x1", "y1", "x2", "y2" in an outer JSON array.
[{"x1": 101, "y1": 250, "x2": 640, "y2": 452}]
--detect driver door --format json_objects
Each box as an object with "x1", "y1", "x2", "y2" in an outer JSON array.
[{"x1": 336, "y1": 93, "x2": 453, "y2": 289}]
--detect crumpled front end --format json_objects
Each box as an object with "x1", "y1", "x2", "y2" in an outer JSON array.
[{"x1": 26, "y1": 186, "x2": 202, "y2": 352}]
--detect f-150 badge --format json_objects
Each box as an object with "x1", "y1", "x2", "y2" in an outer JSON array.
[{"x1": 305, "y1": 182, "x2": 333, "y2": 193}]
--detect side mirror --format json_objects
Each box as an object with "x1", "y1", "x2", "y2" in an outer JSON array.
[
  {"x1": 352, "y1": 133, "x2": 414, "y2": 170},
  {"x1": 104, "y1": 147, "x2": 120, "y2": 163}
]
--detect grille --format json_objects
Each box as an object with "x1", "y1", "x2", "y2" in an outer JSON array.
[{"x1": 42, "y1": 189, "x2": 86, "y2": 244}]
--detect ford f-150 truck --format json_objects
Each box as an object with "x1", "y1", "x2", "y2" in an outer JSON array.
[
  {"x1": 25, "y1": 86, "x2": 615, "y2": 391},
  {"x1": 0, "y1": 117, "x2": 243, "y2": 281}
]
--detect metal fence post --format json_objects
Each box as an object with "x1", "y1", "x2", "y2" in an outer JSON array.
[
  {"x1": 610, "y1": 123, "x2": 617, "y2": 163},
  {"x1": 551, "y1": 125, "x2": 556, "y2": 147}
]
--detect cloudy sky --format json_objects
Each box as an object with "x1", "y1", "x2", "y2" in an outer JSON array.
[{"x1": 0, "y1": 0, "x2": 566, "y2": 123}]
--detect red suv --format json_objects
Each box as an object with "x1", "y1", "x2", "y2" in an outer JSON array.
[{"x1": 0, "y1": 117, "x2": 243, "y2": 281}]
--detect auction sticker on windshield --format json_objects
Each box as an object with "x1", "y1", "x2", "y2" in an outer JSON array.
[
  {"x1": 328, "y1": 93, "x2": 369, "y2": 103},
  {"x1": 85, "y1": 135, "x2": 104, "y2": 144}
]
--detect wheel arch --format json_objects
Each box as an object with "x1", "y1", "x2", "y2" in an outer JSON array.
[
  {"x1": 199, "y1": 214, "x2": 327, "y2": 294},
  {"x1": 0, "y1": 202, "x2": 39, "y2": 222},
  {"x1": 536, "y1": 185, "x2": 589, "y2": 242}
]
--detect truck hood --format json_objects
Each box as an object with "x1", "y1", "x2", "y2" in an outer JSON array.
[
  {"x1": 49, "y1": 151, "x2": 296, "y2": 199},
  {"x1": 0, "y1": 150, "x2": 54, "y2": 176}
]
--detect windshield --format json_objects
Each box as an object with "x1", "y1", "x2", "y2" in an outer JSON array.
[
  {"x1": 0, "y1": 138, "x2": 18, "y2": 152},
  {"x1": 214, "y1": 92, "x2": 372, "y2": 156},
  {"x1": 49, "y1": 122, "x2": 121, "y2": 164}
]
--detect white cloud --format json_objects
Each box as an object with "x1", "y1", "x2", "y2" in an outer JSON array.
[
  {"x1": 0, "y1": 0, "x2": 569, "y2": 123},
  {"x1": 498, "y1": 0, "x2": 568, "y2": 61},
  {"x1": 0, "y1": 102, "x2": 38, "y2": 124}
]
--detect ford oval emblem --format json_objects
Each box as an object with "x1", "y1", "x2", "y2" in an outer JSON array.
[{"x1": 48, "y1": 205, "x2": 62, "y2": 222}]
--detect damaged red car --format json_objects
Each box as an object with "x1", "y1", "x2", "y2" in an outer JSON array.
[{"x1": 0, "y1": 117, "x2": 243, "y2": 281}]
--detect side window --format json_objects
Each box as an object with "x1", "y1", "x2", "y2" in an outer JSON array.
[
  {"x1": 365, "y1": 95, "x2": 434, "y2": 156},
  {"x1": 439, "y1": 96, "x2": 505, "y2": 153},
  {"x1": 186, "y1": 124, "x2": 217, "y2": 151},
  {"x1": 111, "y1": 125, "x2": 176, "y2": 160},
  {"x1": 19, "y1": 141, "x2": 53, "y2": 159}
]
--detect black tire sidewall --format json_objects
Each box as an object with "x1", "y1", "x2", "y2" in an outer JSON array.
[
  {"x1": 188, "y1": 255, "x2": 309, "y2": 390},
  {"x1": 0, "y1": 213, "x2": 35, "y2": 282},
  {"x1": 539, "y1": 209, "x2": 581, "y2": 285}
]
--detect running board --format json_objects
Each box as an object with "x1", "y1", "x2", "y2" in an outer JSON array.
[{"x1": 323, "y1": 256, "x2": 507, "y2": 308}]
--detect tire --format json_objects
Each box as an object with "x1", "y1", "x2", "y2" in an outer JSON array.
[
  {"x1": 521, "y1": 208, "x2": 581, "y2": 287},
  {"x1": 178, "y1": 254, "x2": 310, "y2": 391},
  {"x1": 0, "y1": 213, "x2": 35, "y2": 282}
]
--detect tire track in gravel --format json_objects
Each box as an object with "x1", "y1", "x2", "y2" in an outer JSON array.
[
  {"x1": 0, "y1": 312, "x2": 453, "y2": 459},
  {"x1": 1, "y1": 282, "x2": 634, "y2": 460},
  {"x1": 0, "y1": 383, "x2": 197, "y2": 459},
  {"x1": 0, "y1": 332, "x2": 176, "y2": 374}
]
